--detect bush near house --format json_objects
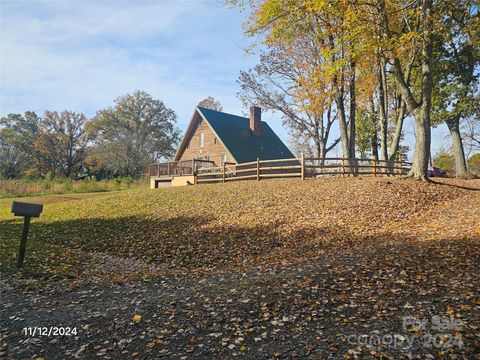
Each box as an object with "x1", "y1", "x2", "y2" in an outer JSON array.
[{"x1": 468, "y1": 153, "x2": 480, "y2": 174}]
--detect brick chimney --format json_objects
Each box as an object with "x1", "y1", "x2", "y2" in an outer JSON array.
[{"x1": 250, "y1": 105, "x2": 261, "y2": 136}]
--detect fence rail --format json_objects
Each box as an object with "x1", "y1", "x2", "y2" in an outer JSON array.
[{"x1": 196, "y1": 156, "x2": 410, "y2": 184}]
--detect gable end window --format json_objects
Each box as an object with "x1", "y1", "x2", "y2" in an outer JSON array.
[
  {"x1": 213, "y1": 137, "x2": 217, "y2": 144},
  {"x1": 199, "y1": 132, "x2": 205, "y2": 148}
]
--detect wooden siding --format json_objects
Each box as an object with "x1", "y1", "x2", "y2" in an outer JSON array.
[{"x1": 178, "y1": 117, "x2": 235, "y2": 165}]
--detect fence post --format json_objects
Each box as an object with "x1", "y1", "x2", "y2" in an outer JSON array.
[
  {"x1": 341, "y1": 158, "x2": 345, "y2": 177},
  {"x1": 301, "y1": 153, "x2": 305, "y2": 180},
  {"x1": 223, "y1": 161, "x2": 226, "y2": 183},
  {"x1": 256, "y1": 158, "x2": 260, "y2": 181},
  {"x1": 373, "y1": 157, "x2": 377, "y2": 177}
]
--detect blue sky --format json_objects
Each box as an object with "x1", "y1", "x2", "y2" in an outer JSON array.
[{"x1": 0, "y1": 0, "x2": 450, "y2": 159}]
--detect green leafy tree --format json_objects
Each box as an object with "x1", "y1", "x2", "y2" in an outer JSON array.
[
  {"x1": 356, "y1": 110, "x2": 379, "y2": 159},
  {"x1": 35, "y1": 111, "x2": 90, "y2": 178},
  {"x1": 431, "y1": 0, "x2": 479, "y2": 177},
  {"x1": 0, "y1": 128, "x2": 25, "y2": 179},
  {"x1": 87, "y1": 91, "x2": 180, "y2": 178},
  {"x1": 0, "y1": 112, "x2": 42, "y2": 178}
]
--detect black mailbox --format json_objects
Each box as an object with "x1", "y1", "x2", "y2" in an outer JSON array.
[{"x1": 11, "y1": 201, "x2": 43, "y2": 218}]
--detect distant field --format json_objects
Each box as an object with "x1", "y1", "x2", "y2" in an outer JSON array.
[
  {"x1": 1, "y1": 177, "x2": 479, "y2": 280},
  {"x1": 0, "y1": 178, "x2": 148, "y2": 198}
]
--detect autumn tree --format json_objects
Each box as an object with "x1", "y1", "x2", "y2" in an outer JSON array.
[
  {"x1": 232, "y1": 0, "x2": 480, "y2": 179},
  {"x1": 198, "y1": 96, "x2": 223, "y2": 111},
  {"x1": 35, "y1": 111, "x2": 90, "y2": 177},
  {"x1": 87, "y1": 91, "x2": 180, "y2": 178},
  {"x1": 238, "y1": 48, "x2": 339, "y2": 161},
  {"x1": 232, "y1": 0, "x2": 394, "y2": 173}
]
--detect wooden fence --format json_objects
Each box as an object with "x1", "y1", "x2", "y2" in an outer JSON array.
[{"x1": 196, "y1": 156, "x2": 411, "y2": 184}]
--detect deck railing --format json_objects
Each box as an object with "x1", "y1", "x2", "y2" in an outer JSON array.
[
  {"x1": 195, "y1": 156, "x2": 411, "y2": 184},
  {"x1": 149, "y1": 159, "x2": 215, "y2": 177}
]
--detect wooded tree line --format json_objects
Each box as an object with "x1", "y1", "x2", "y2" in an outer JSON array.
[
  {"x1": 234, "y1": 0, "x2": 479, "y2": 179},
  {"x1": 0, "y1": 91, "x2": 180, "y2": 179}
]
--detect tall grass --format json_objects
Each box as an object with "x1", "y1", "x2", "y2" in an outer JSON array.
[{"x1": 0, "y1": 176, "x2": 148, "y2": 198}]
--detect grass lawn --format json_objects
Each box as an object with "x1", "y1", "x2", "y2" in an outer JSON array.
[
  {"x1": 1, "y1": 177, "x2": 479, "y2": 358},
  {"x1": 2, "y1": 177, "x2": 479, "y2": 279}
]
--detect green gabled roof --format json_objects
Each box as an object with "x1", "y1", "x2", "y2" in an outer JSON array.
[{"x1": 196, "y1": 106, "x2": 294, "y2": 163}]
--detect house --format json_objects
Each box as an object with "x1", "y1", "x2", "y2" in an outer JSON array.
[{"x1": 149, "y1": 105, "x2": 294, "y2": 188}]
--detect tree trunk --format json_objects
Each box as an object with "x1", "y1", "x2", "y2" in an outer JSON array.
[
  {"x1": 318, "y1": 142, "x2": 326, "y2": 167},
  {"x1": 388, "y1": 0, "x2": 433, "y2": 180},
  {"x1": 335, "y1": 88, "x2": 350, "y2": 160},
  {"x1": 388, "y1": 99, "x2": 406, "y2": 172},
  {"x1": 447, "y1": 117, "x2": 468, "y2": 177},
  {"x1": 377, "y1": 58, "x2": 389, "y2": 162},
  {"x1": 368, "y1": 94, "x2": 379, "y2": 161},
  {"x1": 409, "y1": 106, "x2": 431, "y2": 180},
  {"x1": 371, "y1": 132, "x2": 379, "y2": 161},
  {"x1": 349, "y1": 58, "x2": 357, "y2": 175},
  {"x1": 329, "y1": 34, "x2": 351, "y2": 163}
]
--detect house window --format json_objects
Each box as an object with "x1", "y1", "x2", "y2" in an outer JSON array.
[
  {"x1": 199, "y1": 132, "x2": 205, "y2": 148},
  {"x1": 221, "y1": 154, "x2": 227, "y2": 163},
  {"x1": 213, "y1": 137, "x2": 217, "y2": 144}
]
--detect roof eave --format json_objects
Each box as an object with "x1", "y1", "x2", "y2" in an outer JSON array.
[{"x1": 174, "y1": 108, "x2": 202, "y2": 161}]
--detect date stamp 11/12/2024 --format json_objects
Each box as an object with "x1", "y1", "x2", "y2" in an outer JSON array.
[{"x1": 22, "y1": 327, "x2": 78, "y2": 337}]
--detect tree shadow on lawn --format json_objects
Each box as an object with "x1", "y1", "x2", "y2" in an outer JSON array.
[
  {"x1": 1, "y1": 213, "x2": 479, "y2": 281},
  {"x1": 0, "y1": 214, "x2": 330, "y2": 277},
  {"x1": 428, "y1": 178, "x2": 480, "y2": 191},
  {"x1": 2, "y1": 214, "x2": 479, "y2": 356},
  {"x1": 1, "y1": 226, "x2": 479, "y2": 359}
]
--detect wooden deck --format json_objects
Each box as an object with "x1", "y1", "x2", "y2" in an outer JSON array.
[{"x1": 149, "y1": 156, "x2": 411, "y2": 186}]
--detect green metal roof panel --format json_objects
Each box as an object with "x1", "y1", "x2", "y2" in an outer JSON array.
[{"x1": 197, "y1": 106, "x2": 294, "y2": 163}]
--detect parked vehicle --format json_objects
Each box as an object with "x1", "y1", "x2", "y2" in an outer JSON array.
[{"x1": 428, "y1": 167, "x2": 448, "y2": 178}]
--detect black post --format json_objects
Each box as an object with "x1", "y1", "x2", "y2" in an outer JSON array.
[{"x1": 17, "y1": 216, "x2": 31, "y2": 268}]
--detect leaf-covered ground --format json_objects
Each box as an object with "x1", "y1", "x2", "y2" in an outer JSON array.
[{"x1": 1, "y1": 178, "x2": 479, "y2": 359}]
